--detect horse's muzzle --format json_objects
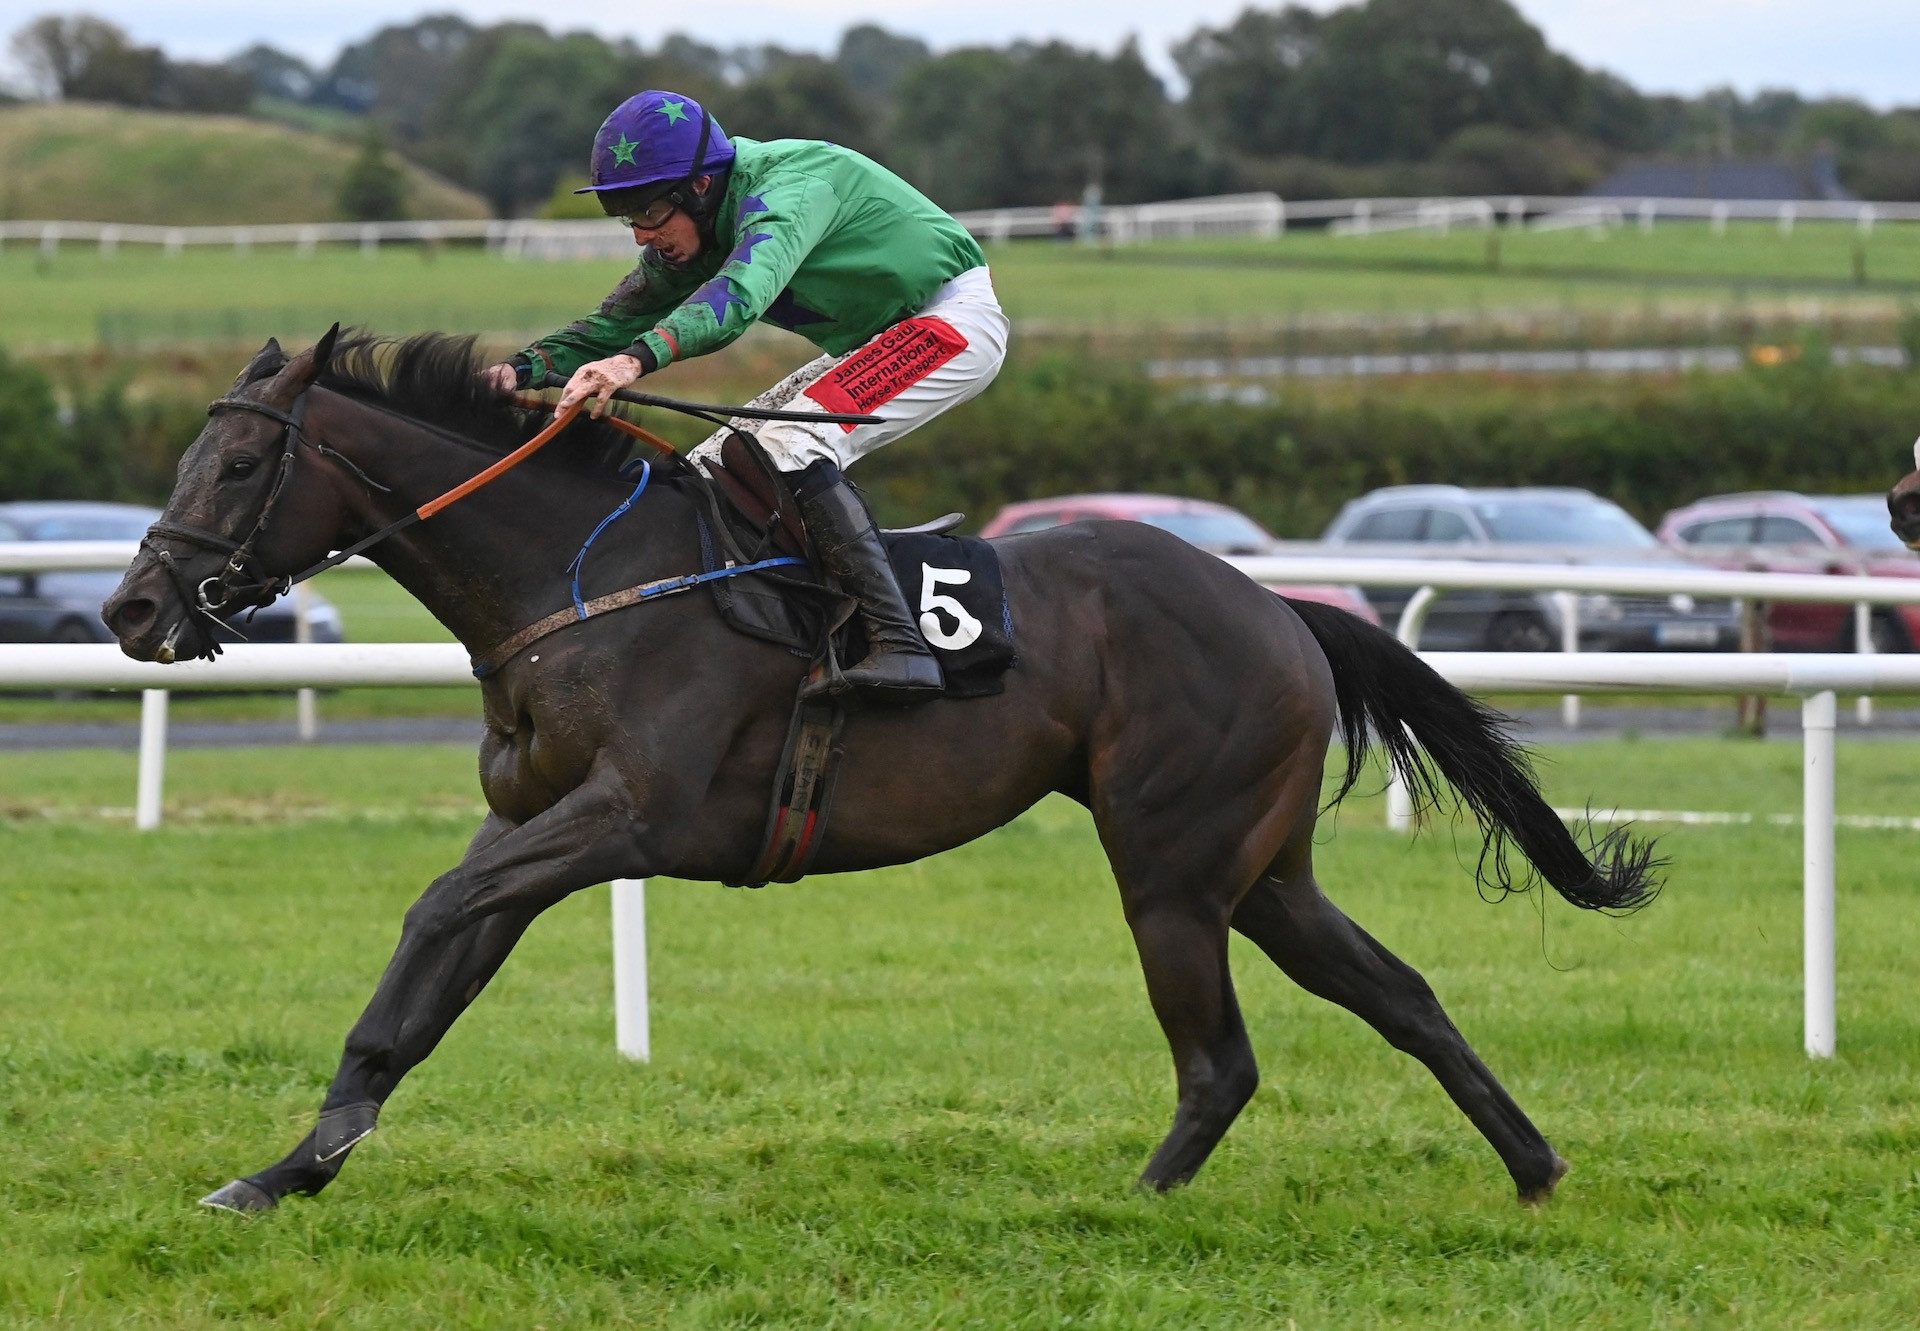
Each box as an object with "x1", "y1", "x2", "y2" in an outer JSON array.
[{"x1": 101, "y1": 551, "x2": 212, "y2": 662}]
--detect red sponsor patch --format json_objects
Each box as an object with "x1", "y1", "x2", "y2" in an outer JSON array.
[{"x1": 803, "y1": 317, "x2": 969, "y2": 432}]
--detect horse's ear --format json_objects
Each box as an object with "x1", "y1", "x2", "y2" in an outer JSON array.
[
  {"x1": 278, "y1": 323, "x2": 343, "y2": 395},
  {"x1": 231, "y1": 337, "x2": 287, "y2": 389},
  {"x1": 311, "y1": 322, "x2": 341, "y2": 379}
]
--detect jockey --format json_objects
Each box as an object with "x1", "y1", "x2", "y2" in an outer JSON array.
[{"x1": 487, "y1": 90, "x2": 1008, "y2": 700}]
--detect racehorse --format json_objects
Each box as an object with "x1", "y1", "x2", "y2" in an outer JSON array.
[{"x1": 102, "y1": 328, "x2": 1659, "y2": 1213}]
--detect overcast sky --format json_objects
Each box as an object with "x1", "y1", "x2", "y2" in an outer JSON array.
[{"x1": 11, "y1": 0, "x2": 1914, "y2": 108}]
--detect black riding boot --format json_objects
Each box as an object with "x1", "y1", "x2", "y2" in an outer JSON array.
[{"x1": 794, "y1": 461, "x2": 943, "y2": 701}]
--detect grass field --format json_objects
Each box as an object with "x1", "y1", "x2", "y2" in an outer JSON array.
[
  {"x1": 8, "y1": 222, "x2": 1920, "y2": 351},
  {"x1": 4, "y1": 738, "x2": 1919, "y2": 1327},
  {"x1": 0, "y1": 103, "x2": 486, "y2": 229}
]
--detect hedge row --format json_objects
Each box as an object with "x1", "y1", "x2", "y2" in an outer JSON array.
[
  {"x1": 863, "y1": 350, "x2": 1920, "y2": 535},
  {"x1": 0, "y1": 348, "x2": 204, "y2": 506},
  {"x1": 4, "y1": 345, "x2": 1918, "y2": 540}
]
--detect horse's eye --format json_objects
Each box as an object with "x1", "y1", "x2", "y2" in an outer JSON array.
[{"x1": 226, "y1": 457, "x2": 258, "y2": 479}]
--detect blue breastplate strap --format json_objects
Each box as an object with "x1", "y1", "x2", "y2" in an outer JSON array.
[
  {"x1": 612, "y1": 554, "x2": 809, "y2": 607},
  {"x1": 471, "y1": 464, "x2": 808, "y2": 678}
]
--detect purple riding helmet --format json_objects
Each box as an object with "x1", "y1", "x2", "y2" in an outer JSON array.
[{"x1": 575, "y1": 90, "x2": 735, "y2": 206}]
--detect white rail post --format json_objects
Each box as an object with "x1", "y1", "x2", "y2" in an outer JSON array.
[
  {"x1": 135, "y1": 689, "x2": 169, "y2": 830},
  {"x1": 1802, "y1": 690, "x2": 1837, "y2": 1059},
  {"x1": 1853, "y1": 601, "x2": 1874, "y2": 725},
  {"x1": 612, "y1": 878, "x2": 651, "y2": 1061},
  {"x1": 294, "y1": 582, "x2": 317, "y2": 741},
  {"x1": 1555, "y1": 590, "x2": 1581, "y2": 729}
]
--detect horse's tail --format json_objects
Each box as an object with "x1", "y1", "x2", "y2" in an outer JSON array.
[{"x1": 1283, "y1": 596, "x2": 1661, "y2": 913}]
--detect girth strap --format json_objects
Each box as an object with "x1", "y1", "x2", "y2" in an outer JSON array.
[{"x1": 734, "y1": 690, "x2": 848, "y2": 888}]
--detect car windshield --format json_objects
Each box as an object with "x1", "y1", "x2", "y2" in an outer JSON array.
[
  {"x1": 1815, "y1": 499, "x2": 1909, "y2": 552},
  {"x1": 1472, "y1": 499, "x2": 1656, "y2": 546},
  {"x1": 1137, "y1": 510, "x2": 1271, "y2": 551}
]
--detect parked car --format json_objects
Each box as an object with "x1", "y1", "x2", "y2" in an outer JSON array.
[
  {"x1": 1658, "y1": 492, "x2": 1920, "y2": 651},
  {"x1": 0, "y1": 501, "x2": 343, "y2": 645},
  {"x1": 979, "y1": 493, "x2": 1380, "y2": 623},
  {"x1": 1320, "y1": 485, "x2": 1740, "y2": 650}
]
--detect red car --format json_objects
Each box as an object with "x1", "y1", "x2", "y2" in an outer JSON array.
[
  {"x1": 979, "y1": 493, "x2": 1380, "y2": 623},
  {"x1": 1657, "y1": 492, "x2": 1920, "y2": 651}
]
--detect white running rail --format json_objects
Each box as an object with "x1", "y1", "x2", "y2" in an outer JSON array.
[{"x1": 11, "y1": 193, "x2": 1918, "y2": 258}]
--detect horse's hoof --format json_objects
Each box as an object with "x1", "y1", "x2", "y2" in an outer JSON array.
[
  {"x1": 1518, "y1": 1153, "x2": 1571, "y2": 1207},
  {"x1": 199, "y1": 1178, "x2": 276, "y2": 1214}
]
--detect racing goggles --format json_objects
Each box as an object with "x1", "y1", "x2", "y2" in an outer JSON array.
[{"x1": 617, "y1": 196, "x2": 680, "y2": 230}]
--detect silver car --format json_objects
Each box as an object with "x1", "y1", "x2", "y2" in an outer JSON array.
[
  {"x1": 1320, "y1": 485, "x2": 1740, "y2": 651},
  {"x1": 0, "y1": 501, "x2": 343, "y2": 645}
]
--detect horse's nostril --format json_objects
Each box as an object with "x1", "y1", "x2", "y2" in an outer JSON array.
[{"x1": 106, "y1": 597, "x2": 157, "y2": 635}]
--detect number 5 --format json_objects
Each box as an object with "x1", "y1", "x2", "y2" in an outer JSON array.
[{"x1": 919, "y1": 564, "x2": 982, "y2": 650}]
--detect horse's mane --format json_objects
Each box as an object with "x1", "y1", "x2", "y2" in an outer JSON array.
[{"x1": 297, "y1": 330, "x2": 642, "y2": 478}]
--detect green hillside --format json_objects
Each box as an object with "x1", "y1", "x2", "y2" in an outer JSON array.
[{"x1": 0, "y1": 102, "x2": 488, "y2": 224}]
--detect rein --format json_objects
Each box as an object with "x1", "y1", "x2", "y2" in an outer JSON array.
[{"x1": 143, "y1": 375, "x2": 874, "y2": 664}]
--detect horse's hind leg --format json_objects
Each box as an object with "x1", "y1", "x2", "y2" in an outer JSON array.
[
  {"x1": 1124, "y1": 895, "x2": 1261, "y2": 1191},
  {"x1": 1231, "y1": 864, "x2": 1568, "y2": 1203}
]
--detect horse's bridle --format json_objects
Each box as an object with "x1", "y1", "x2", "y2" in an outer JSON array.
[{"x1": 139, "y1": 386, "x2": 384, "y2": 660}]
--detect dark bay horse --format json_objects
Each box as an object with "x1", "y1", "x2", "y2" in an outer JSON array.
[{"x1": 102, "y1": 329, "x2": 1658, "y2": 1214}]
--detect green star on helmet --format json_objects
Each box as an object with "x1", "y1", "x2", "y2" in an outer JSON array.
[
  {"x1": 610, "y1": 133, "x2": 639, "y2": 166},
  {"x1": 656, "y1": 99, "x2": 689, "y2": 125}
]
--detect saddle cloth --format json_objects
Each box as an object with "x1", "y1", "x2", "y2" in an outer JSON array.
[{"x1": 687, "y1": 432, "x2": 1016, "y2": 699}]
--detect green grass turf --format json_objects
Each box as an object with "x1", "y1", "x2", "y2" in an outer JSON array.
[
  {"x1": 1267, "y1": 220, "x2": 1920, "y2": 288},
  {"x1": 0, "y1": 103, "x2": 486, "y2": 229},
  {"x1": 3, "y1": 739, "x2": 1918, "y2": 1326},
  {"x1": 8, "y1": 222, "x2": 1918, "y2": 350}
]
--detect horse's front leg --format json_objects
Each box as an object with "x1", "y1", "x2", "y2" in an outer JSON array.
[{"x1": 201, "y1": 769, "x2": 654, "y2": 1213}]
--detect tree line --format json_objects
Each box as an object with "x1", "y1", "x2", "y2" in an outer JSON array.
[
  {"x1": 9, "y1": 0, "x2": 1920, "y2": 217},
  {"x1": 8, "y1": 334, "x2": 1920, "y2": 531}
]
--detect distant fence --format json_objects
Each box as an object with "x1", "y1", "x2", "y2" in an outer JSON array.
[{"x1": 12, "y1": 193, "x2": 1920, "y2": 261}]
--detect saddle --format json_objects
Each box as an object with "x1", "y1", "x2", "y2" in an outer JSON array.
[
  {"x1": 679, "y1": 431, "x2": 1017, "y2": 889},
  {"x1": 684, "y1": 432, "x2": 1014, "y2": 698}
]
